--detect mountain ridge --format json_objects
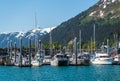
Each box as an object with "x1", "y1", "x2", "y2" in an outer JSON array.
[{"x1": 0, "y1": 27, "x2": 55, "y2": 48}]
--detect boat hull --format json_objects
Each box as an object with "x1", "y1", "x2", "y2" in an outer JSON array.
[
  {"x1": 112, "y1": 61, "x2": 120, "y2": 65},
  {"x1": 31, "y1": 61, "x2": 42, "y2": 66},
  {"x1": 51, "y1": 60, "x2": 69, "y2": 66},
  {"x1": 70, "y1": 59, "x2": 90, "y2": 66},
  {"x1": 91, "y1": 59, "x2": 113, "y2": 65}
]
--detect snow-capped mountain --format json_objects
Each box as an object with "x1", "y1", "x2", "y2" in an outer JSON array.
[{"x1": 0, "y1": 27, "x2": 55, "y2": 48}]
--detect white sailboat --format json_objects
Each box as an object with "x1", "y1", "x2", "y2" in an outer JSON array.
[
  {"x1": 31, "y1": 47, "x2": 45, "y2": 66},
  {"x1": 31, "y1": 53, "x2": 42, "y2": 66},
  {"x1": 31, "y1": 13, "x2": 44, "y2": 66},
  {"x1": 42, "y1": 28, "x2": 52, "y2": 65},
  {"x1": 91, "y1": 40, "x2": 113, "y2": 65},
  {"x1": 90, "y1": 25, "x2": 113, "y2": 65}
]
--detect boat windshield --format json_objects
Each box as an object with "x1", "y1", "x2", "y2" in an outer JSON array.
[
  {"x1": 56, "y1": 55, "x2": 64, "y2": 58},
  {"x1": 100, "y1": 56, "x2": 109, "y2": 58}
]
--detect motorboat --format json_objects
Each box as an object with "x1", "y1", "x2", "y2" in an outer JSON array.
[
  {"x1": 70, "y1": 52, "x2": 90, "y2": 66},
  {"x1": 112, "y1": 54, "x2": 120, "y2": 65},
  {"x1": 43, "y1": 55, "x2": 51, "y2": 65},
  {"x1": 91, "y1": 52, "x2": 113, "y2": 65},
  {"x1": 50, "y1": 53, "x2": 69, "y2": 66}
]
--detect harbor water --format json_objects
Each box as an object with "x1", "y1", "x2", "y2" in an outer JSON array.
[{"x1": 0, "y1": 65, "x2": 120, "y2": 81}]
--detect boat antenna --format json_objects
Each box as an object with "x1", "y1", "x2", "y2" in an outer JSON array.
[{"x1": 34, "y1": 12, "x2": 38, "y2": 53}]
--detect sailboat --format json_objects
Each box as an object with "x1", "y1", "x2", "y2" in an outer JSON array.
[
  {"x1": 14, "y1": 38, "x2": 32, "y2": 67},
  {"x1": 91, "y1": 25, "x2": 113, "y2": 65},
  {"x1": 43, "y1": 28, "x2": 52, "y2": 65},
  {"x1": 31, "y1": 39, "x2": 45, "y2": 66},
  {"x1": 31, "y1": 14, "x2": 44, "y2": 66},
  {"x1": 31, "y1": 49, "x2": 45, "y2": 66}
]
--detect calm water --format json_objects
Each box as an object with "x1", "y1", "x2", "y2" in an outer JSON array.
[{"x1": 0, "y1": 65, "x2": 120, "y2": 81}]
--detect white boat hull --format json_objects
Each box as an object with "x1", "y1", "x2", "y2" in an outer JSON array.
[
  {"x1": 31, "y1": 61, "x2": 42, "y2": 66},
  {"x1": 91, "y1": 58, "x2": 113, "y2": 65},
  {"x1": 91, "y1": 60, "x2": 112, "y2": 65}
]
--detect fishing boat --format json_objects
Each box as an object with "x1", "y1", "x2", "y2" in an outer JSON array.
[{"x1": 50, "y1": 53, "x2": 69, "y2": 66}]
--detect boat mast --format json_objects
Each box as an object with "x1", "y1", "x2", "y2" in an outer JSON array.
[
  {"x1": 14, "y1": 42, "x2": 16, "y2": 63},
  {"x1": 93, "y1": 24, "x2": 96, "y2": 52},
  {"x1": 50, "y1": 28, "x2": 53, "y2": 56},
  {"x1": 79, "y1": 30, "x2": 82, "y2": 54},
  {"x1": 91, "y1": 37, "x2": 93, "y2": 54},
  {"x1": 7, "y1": 41, "x2": 10, "y2": 58},
  {"x1": 10, "y1": 40, "x2": 12, "y2": 60},
  {"x1": 20, "y1": 38, "x2": 22, "y2": 66},
  {"x1": 28, "y1": 38, "x2": 31, "y2": 66},
  {"x1": 74, "y1": 37, "x2": 77, "y2": 65},
  {"x1": 35, "y1": 12, "x2": 37, "y2": 29},
  {"x1": 34, "y1": 13, "x2": 38, "y2": 53},
  {"x1": 107, "y1": 39, "x2": 109, "y2": 54},
  {"x1": 60, "y1": 45, "x2": 62, "y2": 53}
]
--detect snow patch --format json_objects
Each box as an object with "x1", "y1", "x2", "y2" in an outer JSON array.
[
  {"x1": 112, "y1": 0, "x2": 116, "y2": 3},
  {"x1": 32, "y1": 27, "x2": 41, "y2": 33},
  {"x1": 103, "y1": 4, "x2": 106, "y2": 8},
  {"x1": 15, "y1": 32, "x2": 25, "y2": 38},
  {"x1": 41, "y1": 26, "x2": 56, "y2": 33},
  {"x1": 89, "y1": 11, "x2": 97, "y2": 16},
  {"x1": 0, "y1": 32, "x2": 10, "y2": 34},
  {"x1": 29, "y1": 33, "x2": 35, "y2": 36},
  {"x1": 99, "y1": 11, "x2": 104, "y2": 17},
  {"x1": 100, "y1": 0, "x2": 118, "y2": 9}
]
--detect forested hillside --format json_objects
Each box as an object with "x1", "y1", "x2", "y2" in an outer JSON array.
[{"x1": 41, "y1": 0, "x2": 120, "y2": 47}]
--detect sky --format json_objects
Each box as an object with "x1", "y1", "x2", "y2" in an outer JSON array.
[{"x1": 0, "y1": 0, "x2": 99, "y2": 32}]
